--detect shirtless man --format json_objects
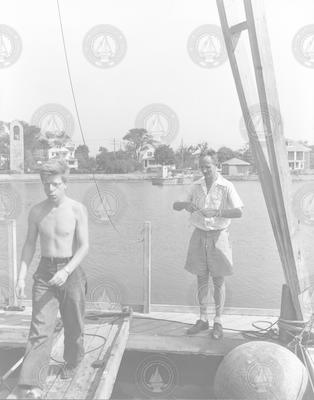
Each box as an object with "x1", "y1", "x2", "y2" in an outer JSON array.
[{"x1": 14, "y1": 160, "x2": 89, "y2": 399}]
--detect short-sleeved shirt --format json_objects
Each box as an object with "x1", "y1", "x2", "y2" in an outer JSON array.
[{"x1": 186, "y1": 174, "x2": 243, "y2": 231}]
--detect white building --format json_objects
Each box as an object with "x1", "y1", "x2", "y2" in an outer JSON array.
[
  {"x1": 48, "y1": 143, "x2": 78, "y2": 170},
  {"x1": 140, "y1": 144, "x2": 157, "y2": 169},
  {"x1": 286, "y1": 141, "x2": 311, "y2": 171}
]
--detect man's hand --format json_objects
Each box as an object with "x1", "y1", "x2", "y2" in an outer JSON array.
[
  {"x1": 173, "y1": 201, "x2": 199, "y2": 212},
  {"x1": 48, "y1": 269, "x2": 69, "y2": 287},
  {"x1": 16, "y1": 279, "x2": 26, "y2": 299},
  {"x1": 199, "y1": 208, "x2": 219, "y2": 218}
]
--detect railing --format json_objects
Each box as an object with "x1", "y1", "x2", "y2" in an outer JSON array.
[{"x1": 0, "y1": 218, "x2": 18, "y2": 307}]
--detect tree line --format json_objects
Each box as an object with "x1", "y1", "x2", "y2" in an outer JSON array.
[{"x1": 0, "y1": 123, "x2": 255, "y2": 174}]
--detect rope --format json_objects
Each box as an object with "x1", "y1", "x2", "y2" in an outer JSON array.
[{"x1": 56, "y1": 0, "x2": 143, "y2": 245}]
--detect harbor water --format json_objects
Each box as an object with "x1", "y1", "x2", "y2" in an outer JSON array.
[{"x1": 0, "y1": 178, "x2": 314, "y2": 310}]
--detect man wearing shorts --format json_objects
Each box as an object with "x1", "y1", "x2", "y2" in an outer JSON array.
[
  {"x1": 14, "y1": 160, "x2": 89, "y2": 399},
  {"x1": 173, "y1": 151, "x2": 243, "y2": 339}
]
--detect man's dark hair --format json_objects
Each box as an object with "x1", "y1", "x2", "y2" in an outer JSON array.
[
  {"x1": 39, "y1": 159, "x2": 70, "y2": 183},
  {"x1": 199, "y1": 150, "x2": 218, "y2": 165}
]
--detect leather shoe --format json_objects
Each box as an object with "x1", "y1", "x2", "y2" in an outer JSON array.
[
  {"x1": 186, "y1": 319, "x2": 209, "y2": 335},
  {"x1": 212, "y1": 322, "x2": 223, "y2": 340}
]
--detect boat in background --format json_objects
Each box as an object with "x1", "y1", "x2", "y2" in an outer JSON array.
[{"x1": 151, "y1": 166, "x2": 199, "y2": 185}]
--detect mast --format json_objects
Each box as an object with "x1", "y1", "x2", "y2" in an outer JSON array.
[{"x1": 216, "y1": 0, "x2": 312, "y2": 321}]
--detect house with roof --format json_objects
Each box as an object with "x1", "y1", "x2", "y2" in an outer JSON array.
[
  {"x1": 286, "y1": 140, "x2": 311, "y2": 171},
  {"x1": 47, "y1": 142, "x2": 78, "y2": 170},
  {"x1": 221, "y1": 157, "x2": 251, "y2": 176}
]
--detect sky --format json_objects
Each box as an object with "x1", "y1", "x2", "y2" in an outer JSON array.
[{"x1": 0, "y1": 0, "x2": 314, "y2": 155}]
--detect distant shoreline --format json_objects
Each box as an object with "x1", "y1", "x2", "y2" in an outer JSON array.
[{"x1": 1, "y1": 173, "x2": 314, "y2": 183}]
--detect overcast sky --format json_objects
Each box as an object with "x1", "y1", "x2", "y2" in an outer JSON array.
[{"x1": 1, "y1": 0, "x2": 314, "y2": 155}]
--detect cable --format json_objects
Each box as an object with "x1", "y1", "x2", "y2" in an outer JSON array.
[
  {"x1": 56, "y1": 0, "x2": 142, "y2": 245},
  {"x1": 50, "y1": 332, "x2": 108, "y2": 364}
]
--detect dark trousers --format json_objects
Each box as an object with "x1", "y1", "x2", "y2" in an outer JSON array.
[{"x1": 18, "y1": 258, "x2": 87, "y2": 389}]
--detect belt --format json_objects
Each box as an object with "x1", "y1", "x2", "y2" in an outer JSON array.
[{"x1": 41, "y1": 256, "x2": 72, "y2": 264}]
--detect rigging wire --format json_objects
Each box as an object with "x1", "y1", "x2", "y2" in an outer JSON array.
[{"x1": 56, "y1": 0, "x2": 142, "y2": 244}]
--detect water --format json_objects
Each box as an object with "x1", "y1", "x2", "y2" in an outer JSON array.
[{"x1": 1, "y1": 178, "x2": 314, "y2": 310}]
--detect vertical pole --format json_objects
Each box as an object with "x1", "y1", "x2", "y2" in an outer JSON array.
[
  {"x1": 143, "y1": 221, "x2": 151, "y2": 314},
  {"x1": 7, "y1": 219, "x2": 18, "y2": 306}
]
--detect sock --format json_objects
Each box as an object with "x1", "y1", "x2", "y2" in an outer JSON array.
[{"x1": 214, "y1": 316, "x2": 223, "y2": 325}]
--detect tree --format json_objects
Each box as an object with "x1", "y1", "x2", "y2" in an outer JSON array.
[
  {"x1": 20, "y1": 122, "x2": 50, "y2": 172},
  {"x1": 154, "y1": 145, "x2": 175, "y2": 165},
  {"x1": 0, "y1": 122, "x2": 9, "y2": 169},
  {"x1": 95, "y1": 147, "x2": 140, "y2": 173},
  {"x1": 174, "y1": 145, "x2": 195, "y2": 169},
  {"x1": 217, "y1": 147, "x2": 236, "y2": 164},
  {"x1": 123, "y1": 128, "x2": 156, "y2": 162},
  {"x1": 75, "y1": 144, "x2": 90, "y2": 170}
]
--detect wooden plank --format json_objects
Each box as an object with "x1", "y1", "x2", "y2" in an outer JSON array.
[
  {"x1": 127, "y1": 333, "x2": 247, "y2": 357},
  {"x1": 149, "y1": 304, "x2": 280, "y2": 316},
  {"x1": 93, "y1": 318, "x2": 130, "y2": 400},
  {"x1": 46, "y1": 322, "x2": 106, "y2": 399},
  {"x1": 62, "y1": 323, "x2": 115, "y2": 400}
]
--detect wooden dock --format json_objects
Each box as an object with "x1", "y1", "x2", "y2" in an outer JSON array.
[{"x1": 0, "y1": 307, "x2": 131, "y2": 400}]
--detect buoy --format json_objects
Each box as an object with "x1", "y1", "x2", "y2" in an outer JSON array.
[{"x1": 214, "y1": 341, "x2": 308, "y2": 400}]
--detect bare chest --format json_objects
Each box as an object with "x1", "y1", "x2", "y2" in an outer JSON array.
[{"x1": 38, "y1": 208, "x2": 76, "y2": 239}]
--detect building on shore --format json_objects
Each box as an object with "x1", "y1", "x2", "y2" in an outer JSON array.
[
  {"x1": 47, "y1": 142, "x2": 78, "y2": 170},
  {"x1": 286, "y1": 140, "x2": 311, "y2": 171},
  {"x1": 221, "y1": 157, "x2": 251, "y2": 176},
  {"x1": 140, "y1": 144, "x2": 157, "y2": 170}
]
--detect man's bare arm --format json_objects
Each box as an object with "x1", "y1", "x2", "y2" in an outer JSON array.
[
  {"x1": 63, "y1": 203, "x2": 89, "y2": 275},
  {"x1": 16, "y1": 207, "x2": 39, "y2": 297},
  {"x1": 19, "y1": 207, "x2": 39, "y2": 280}
]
